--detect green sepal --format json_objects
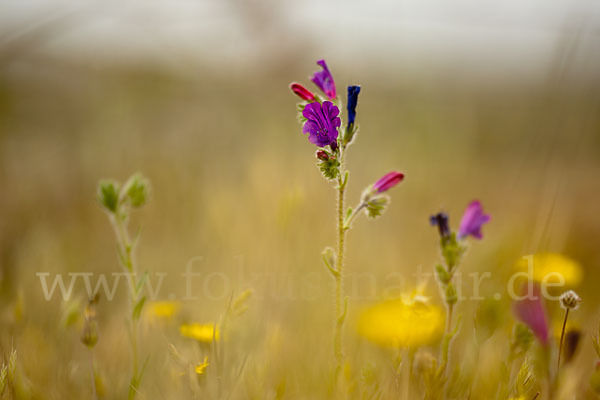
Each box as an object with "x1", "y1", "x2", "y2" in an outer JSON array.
[
  {"x1": 364, "y1": 196, "x2": 389, "y2": 219},
  {"x1": 342, "y1": 122, "x2": 359, "y2": 148},
  {"x1": 317, "y1": 157, "x2": 340, "y2": 180}
]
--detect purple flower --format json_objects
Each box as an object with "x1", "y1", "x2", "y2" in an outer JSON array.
[
  {"x1": 302, "y1": 101, "x2": 340, "y2": 148},
  {"x1": 373, "y1": 171, "x2": 405, "y2": 193},
  {"x1": 457, "y1": 200, "x2": 490, "y2": 239},
  {"x1": 311, "y1": 60, "x2": 336, "y2": 100},
  {"x1": 430, "y1": 212, "x2": 450, "y2": 239},
  {"x1": 513, "y1": 283, "x2": 549, "y2": 346}
]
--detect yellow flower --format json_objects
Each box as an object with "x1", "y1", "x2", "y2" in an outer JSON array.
[
  {"x1": 515, "y1": 253, "x2": 583, "y2": 286},
  {"x1": 180, "y1": 323, "x2": 219, "y2": 342},
  {"x1": 195, "y1": 356, "x2": 209, "y2": 375},
  {"x1": 146, "y1": 301, "x2": 180, "y2": 319},
  {"x1": 357, "y1": 295, "x2": 444, "y2": 348}
]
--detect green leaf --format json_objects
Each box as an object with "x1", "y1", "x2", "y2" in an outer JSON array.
[
  {"x1": 445, "y1": 283, "x2": 457, "y2": 305},
  {"x1": 98, "y1": 180, "x2": 120, "y2": 213},
  {"x1": 435, "y1": 264, "x2": 450, "y2": 285},
  {"x1": 441, "y1": 233, "x2": 466, "y2": 272},
  {"x1": 122, "y1": 173, "x2": 150, "y2": 208},
  {"x1": 136, "y1": 272, "x2": 148, "y2": 295},
  {"x1": 321, "y1": 247, "x2": 338, "y2": 278},
  {"x1": 132, "y1": 296, "x2": 146, "y2": 321}
]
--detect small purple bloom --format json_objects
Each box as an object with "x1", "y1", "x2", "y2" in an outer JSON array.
[
  {"x1": 457, "y1": 200, "x2": 490, "y2": 239},
  {"x1": 311, "y1": 60, "x2": 336, "y2": 100},
  {"x1": 346, "y1": 85, "x2": 361, "y2": 125},
  {"x1": 373, "y1": 171, "x2": 404, "y2": 193},
  {"x1": 513, "y1": 283, "x2": 549, "y2": 346},
  {"x1": 302, "y1": 101, "x2": 340, "y2": 148},
  {"x1": 430, "y1": 212, "x2": 450, "y2": 239}
]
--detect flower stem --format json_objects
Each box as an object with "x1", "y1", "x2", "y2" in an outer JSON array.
[
  {"x1": 109, "y1": 213, "x2": 141, "y2": 398},
  {"x1": 334, "y1": 153, "x2": 347, "y2": 374},
  {"x1": 440, "y1": 302, "x2": 454, "y2": 374},
  {"x1": 557, "y1": 308, "x2": 569, "y2": 373},
  {"x1": 343, "y1": 201, "x2": 366, "y2": 230},
  {"x1": 446, "y1": 303, "x2": 454, "y2": 335},
  {"x1": 89, "y1": 350, "x2": 98, "y2": 400}
]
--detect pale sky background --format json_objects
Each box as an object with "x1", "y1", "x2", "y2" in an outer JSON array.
[{"x1": 1, "y1": 0, "x2": 599, "y2": 85}]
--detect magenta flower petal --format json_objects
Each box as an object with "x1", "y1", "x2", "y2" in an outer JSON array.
[
  {"x1": 373, "y1": 171, "x2": 405, "y2": 193},
  {"x1": 457, "y1": 200, "x2": 490, "y2": 239},
  {"x1": 301, "y1": 101, "x2": 340, "y2": 148},
  {"x1": 311, "y1": 60, "x2": 336, "y2": 100},
  {"x1": 290, "y1": 82, "x2": 315, "y2": 101},
  {"x1": 513, "y1": 283, "x2": 549, "y2": 346}
]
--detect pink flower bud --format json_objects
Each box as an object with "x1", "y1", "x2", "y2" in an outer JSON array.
[
  {"x1": 290, "y1": 83, "x2": 315, "y2": 101},
  {"x1": 373, "y1": 171, "x2": 404, "y2": 193}
]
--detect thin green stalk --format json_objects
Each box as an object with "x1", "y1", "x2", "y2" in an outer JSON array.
[
  {"x1": 557, "y1": 308, "x2": 569, "y2": 373},
  {"x1": 445, "y1": 303, "x2": 454, "y2": 337},
  {"x1": 343, "y1": 201, "x2": 366, "y2": 230},
  {"x1": 89, "y1": 350, "x2": 98, "y2": 400},
  {"x1": 109, "y1": 213, "x2": 141, "y2": 398},
  {"x1": 441, "y1": 303, "x2": 454, "y2": 372}
]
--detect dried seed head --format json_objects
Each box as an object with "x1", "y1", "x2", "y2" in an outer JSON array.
[{"x1": 559, "y1": 290, "x2": 582, "y2": 310}]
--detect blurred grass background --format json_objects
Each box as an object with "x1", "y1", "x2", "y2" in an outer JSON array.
[{"x1": 1, "y1": 0, "x2": 600, "y2": 398}]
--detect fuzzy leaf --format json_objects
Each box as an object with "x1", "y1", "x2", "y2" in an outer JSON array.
[
  {"x1": 364, "y1": 196, "x2": 389, "y2": 219},
  {"x1": 98, "y1": 180, "x2": 120, "y2": 213}
]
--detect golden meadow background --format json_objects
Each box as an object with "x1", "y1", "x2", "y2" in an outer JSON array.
[{"x1": 1, "y1": 1, "x2": 600, "y2": 398}]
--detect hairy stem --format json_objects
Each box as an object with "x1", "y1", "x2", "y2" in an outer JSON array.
[{"x1": 334, "y1": 152, "x2": 347, "y2": 374}]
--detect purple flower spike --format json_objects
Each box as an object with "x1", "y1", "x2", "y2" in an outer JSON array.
[
  {"x1": 513, "y1": 283, "x2": 549, "y2": 346},
  {"x1": 457, "y1": 200, "x2": 490, "y2": 239},
  {"x1": 311, "y1": 60, "x2": 336, "y2": 100},
  {"x1": 302, "y1": 101, "x2": 341, "y2": 148},
  {"x1": 373, "y1": 171, "x2": 405, "y2": 193}
]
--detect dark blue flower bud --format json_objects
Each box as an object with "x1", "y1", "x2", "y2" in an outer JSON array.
[
  {"x1": 430, "y1": 212, "x2": 450, "y2": 239},
  {"x1": 346, "y1": 85, "x2": 361, "y2": 125}
]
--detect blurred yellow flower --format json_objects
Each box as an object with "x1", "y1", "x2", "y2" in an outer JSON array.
[
  {"x1": 146, "y1": 301, "x2": 180, "y2": 319},
  {"x1": 515, "y1": 253, "x2": 583, "y2": 286},
  {"x1": 180, "y1": 323, "x2": 219, "y2": 342},
  {"x1": 357, "y1": 295, "x2": 444, "y2": 348},
  {"x1": 195, "y1": 356, "x2": 209, "y2": 375}
]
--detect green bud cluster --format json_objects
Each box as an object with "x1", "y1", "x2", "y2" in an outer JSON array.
[{"x1": 98, "y1": 173, "x2": 150, "y2": 216}]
